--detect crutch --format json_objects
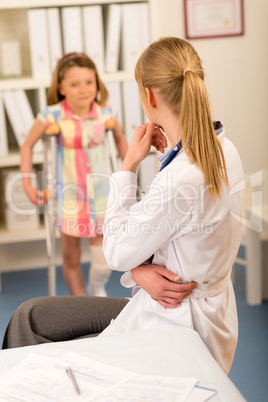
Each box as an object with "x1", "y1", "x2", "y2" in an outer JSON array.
[
  {"x1": 43, "y1": 125, "x2": 59, "y2": 296},
  {"x1": 104, "y1": 118, "x2": 119, "y2": 173},
  {"x1": 43, "y1": 119, "x2": 115, "y2": 296}
]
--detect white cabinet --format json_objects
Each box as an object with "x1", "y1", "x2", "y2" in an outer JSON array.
[{"x1": 0, "y1": 0, "x2": 154, "y2": 279}]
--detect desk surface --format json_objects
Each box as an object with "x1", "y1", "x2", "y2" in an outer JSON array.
[{"x1": 0, "y1": 326, "x2": 245, "y2": 401}]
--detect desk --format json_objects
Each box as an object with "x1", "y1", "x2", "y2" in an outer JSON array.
[
  {"x1": 0, "y1": 326, "x2": 245, "y2": 401},
  {"x1": 246, "y1": 204, "x2": 268, "y2": 305}
]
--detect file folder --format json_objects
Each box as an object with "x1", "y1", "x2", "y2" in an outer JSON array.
[
  {"x1": 121, "y1": 4, "x2": 141, "y2": 73},
  {"x1": 61, "y1": 7, "x2": 84, "y2": 53},
  {"x1": 2, "y1": 90, "x2": 43, "y2": 153},
  {"x1": 122, "y1": 80, "x2": 143, "y2": 144},
  {"x1": 0, "y1": 93, "x2": 8, "y2": 157},
  {"x1": 104, "y1": 4, "x2": 122, "y2": 72},
  {"x1": 47, "y1": 8, "x2": 63, "y2": 71},
  {"x1": 27, "y1": 9, "x2": 51, "y2": 79},
  {"x1": 82, "y1": 6, "x2": 104, "y2": 73},
  {"x1": 105, "y1": 81, "x2": 123, "y2": 127}
]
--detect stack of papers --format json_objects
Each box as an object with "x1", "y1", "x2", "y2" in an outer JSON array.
[{"x1": 0, "y1": 352, "x2": 216, "y2": 401}]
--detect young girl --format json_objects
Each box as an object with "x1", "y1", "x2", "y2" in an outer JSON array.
[
  {"x1": 4, "y1": 37, "x2": 243, "y2": 375},
  {"x1": 20, "y1": 52, "x2": 128, "y2": 296}
]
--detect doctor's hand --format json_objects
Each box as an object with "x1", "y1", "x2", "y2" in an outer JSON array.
[
  {"x1": 131, "y1": 264, "x2": 197, "y2": 309},
  {"x1": 121, "y1": 122, "x2": 167, "y2": 173}
]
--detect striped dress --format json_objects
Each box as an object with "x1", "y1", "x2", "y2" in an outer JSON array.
[{"x1": 38, "y1": 99, "x2": 115, "y2": 237}]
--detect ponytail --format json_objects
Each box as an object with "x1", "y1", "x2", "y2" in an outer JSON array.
[
  {"x1": 181, "y1": 71, "x2": 228, "y2": 198},
  {"x1": 135, "y1": 37, "x2": 228, "y2": 198}
]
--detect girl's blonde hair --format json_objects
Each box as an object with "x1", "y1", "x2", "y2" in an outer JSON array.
[
  {"x1": 47, "y1": 52, "x2": 108, "y2": 106},
  {"x1": 135, "y1": 37, "x2": 228, "y2": 198}
]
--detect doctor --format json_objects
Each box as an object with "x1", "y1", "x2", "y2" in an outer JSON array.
[{"x1": 101, "y1": 36, "x2": 244, "y2": 375}]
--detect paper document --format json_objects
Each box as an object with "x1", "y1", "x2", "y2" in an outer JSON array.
[
  {"x1": 0, "y1": 352, "x2": 216, "y2": 401},
  {"x1": 0, "y1": 353, "x2": 57, "y2": 387}
]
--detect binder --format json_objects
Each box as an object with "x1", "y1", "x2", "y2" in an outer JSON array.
[
  {"x1": 139, "y1": 153, "x2": 158, "y2": 191},
  {"x1": 138, "y1": 3, "x2": 151, "y2": 52},
  {"x1": 27, "y1": 9, "x2": 51, "y2": 79},
  {"x1": 105, "y1": 81, "x2": 123, "y2": 126},
  {"x1": 61, "y1": 7, "x2": 84, "y2": 53},
  {"x1": 121, "y1": 3, "x2": 151, "y2": 72},
  {"x1": 2, "y1": 91, "x2": 26, "y2": 148},
  {"x1": 2, "y1": 90, "x2": 42, "y2": 153},
  {"x1": 82, "y1": 6, "x2": 104, "y2": 73},
  {"x1": 104, "y1": 4, "x2": 122, "y2": 72},
  {"x1": 47, "y1": 8, "x2": 63, "y2": 71},
  {"x1": 13, "y1": 90, "x2": 43, "y2": 153},
  {"x1": 121, "y1": 4, "x2": 141, "y2": 73},
  {"x1": 122, "y1": 80, "x2": 143, "y2": 144},
  {"x1": 0, "y1": 93, "x2": 8, "y2": 157}
]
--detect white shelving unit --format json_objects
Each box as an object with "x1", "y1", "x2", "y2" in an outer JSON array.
[
  {"x1": 0, "y1": 0, "x2": 153, "y2": 291},
  {"x1": 0, "y1": 0, "x2": 143, "y2": 8}
]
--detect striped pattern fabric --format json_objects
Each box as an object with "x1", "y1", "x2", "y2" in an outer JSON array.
[{"x1": 38, "y1": 100, "x2": 115, "y2": 237}]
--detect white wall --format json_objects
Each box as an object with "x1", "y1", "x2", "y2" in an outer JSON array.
[{"x1": 150, "y1": 0, "x2": 268, "y2": 176}]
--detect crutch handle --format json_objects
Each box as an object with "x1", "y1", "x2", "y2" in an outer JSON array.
[
  {"x1": 44, "y1": 119, "x2": 114, "y2": 135},
  {"x1": 43, "y1": 188, "x2": 52, "y2": 201},
  {"x1": 105, "y1": 118, "x2": 115, "y2": 131},
  {"x1": 44, "y1": 123, "x2": 60, "y2": 136}
]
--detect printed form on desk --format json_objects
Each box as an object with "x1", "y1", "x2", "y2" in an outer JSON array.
[{"x1": 0, "y1": 352, "x2": 216, "y2": 402}]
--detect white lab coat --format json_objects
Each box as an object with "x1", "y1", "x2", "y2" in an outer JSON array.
[{"x1": 102, "y1": 130, "x2": 244, "y2": 374}]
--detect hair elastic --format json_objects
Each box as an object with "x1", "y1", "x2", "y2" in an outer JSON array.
[
  {"x1": 60, "y1": 53, "x2": 90, "y2": 70},
  {"x1": 57, "y1": 53, "x2": 91, "y2": 81},
  {"x1": 183, "y1": 68, "x2": 192, "y2": 77}
]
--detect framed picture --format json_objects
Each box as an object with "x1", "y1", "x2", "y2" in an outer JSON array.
[{"x1": 184, "y1": 0, "x2": 244, "y2": 39}]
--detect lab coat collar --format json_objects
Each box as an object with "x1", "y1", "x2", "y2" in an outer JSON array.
[{"x1": 158, "y1": 121, "x2": 224, "y2": 172}]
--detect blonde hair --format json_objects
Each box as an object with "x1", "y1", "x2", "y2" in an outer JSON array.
[
  {"x1": 135, "y1": 37, "x2": 228, "y2": 198},
  {"x1": 47, "y1": 52, "x2": 108, "y2": 106}
]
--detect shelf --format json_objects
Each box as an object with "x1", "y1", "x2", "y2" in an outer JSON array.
[
  {"x1": 0, "y1": 222, "x2": 62, "y2": 244},
  {"x1": 0, "y1": 224, "x2": 46, "y2": 244},
  {"x1": 0, "y1": 0, "x2": 151, "y2": 276},
  {"x1": 0, "y1": 77, "x2": 49, "y2": 90},
  {"x1": 0, "y1": 1, "x2": 146, "y2": 10},
  {"x1": 0, "y1": 71, "x2": 135, "y2": 90},
  {"x1": 0, "y1": 152, "x2": 44, "y2": 168},
  {"x1": 0, "y1": 233, "x2": 90, "y2": 273}
]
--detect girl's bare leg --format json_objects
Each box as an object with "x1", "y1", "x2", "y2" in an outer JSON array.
[{"x1": 61, "y1": 232, "x2": 86, "y2": 296}]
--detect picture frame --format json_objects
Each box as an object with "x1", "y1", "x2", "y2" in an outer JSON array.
[{"x1": 184, "y1": 0, "x2": 244, "y2": 40}]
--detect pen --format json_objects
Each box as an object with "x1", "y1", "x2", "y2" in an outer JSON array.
[{"x1": 66, "y1": 367, "x2": 80, "y2": 395}]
